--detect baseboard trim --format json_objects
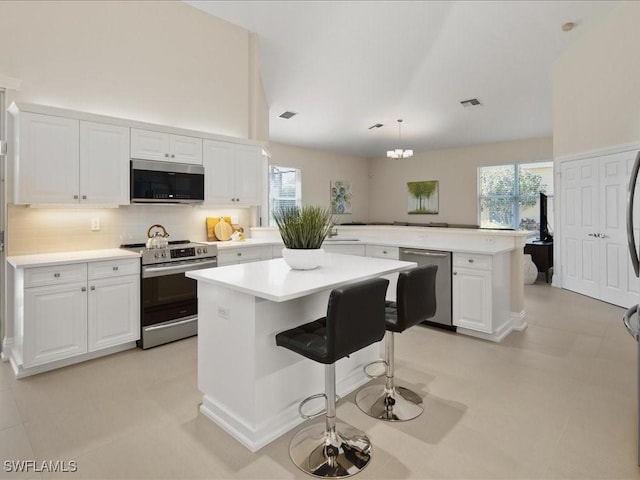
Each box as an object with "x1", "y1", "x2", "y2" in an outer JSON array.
[{"x1": 510, "y1": 310, "x2": 528, "y2": 332}]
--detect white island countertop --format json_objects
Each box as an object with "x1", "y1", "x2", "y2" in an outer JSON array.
[{"x1": 186, "y1": 253, "x2": 416, "y2": 302}]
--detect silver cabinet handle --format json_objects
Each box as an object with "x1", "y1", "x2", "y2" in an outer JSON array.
[
  {"x1": 237, "y1": 252, "x2": 242, "y2": 256},
  {"x1": 171, "y1": 154, "x2": 175, "y2": 158},
  {"x1": 81, "y1": 287, "x2": 87, "y2": 292},
  {"x1": 627, "y1": 151, "x2": 640, "y2": 276},
  {"x1": 112, "y1": 266, "x2": 119, "y2": 271},
  {"x1": 468, "y1": 259, "x2": 474, "y2": 263},
  {"x1": 90, "y1": 286, "x2": 95, "y2": 291},
  {"x1": 382, "y1": 250, "x2": 388, "y2": 254},
  {"x1": 588, "y1": 233, "x2": 596, "y2": 237},
  {"x1": 73, "y1": 195, "x2": 79, "y2": 199},
  {"x1": 453, "y1": 272, "x2": 457, "y2": 275},
  {"x1": 82, "y1": 195, "x2": 87, "y2": 200},
  {"x1": 623, "y1": 304, "x2": 638, "y2": 340},
  {"x1": 54, "y1": 273, "x2": 60, "y2": 278},
  {"x1": 164, "y1": 153, "x2": 169, "y2": 158}
]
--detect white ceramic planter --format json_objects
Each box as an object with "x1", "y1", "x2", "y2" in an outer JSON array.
[
  {"x1": 282, "y1": 248, "x2": 325, "y2": 270},
  {"x1": 523, "y1": 253, "x2": 538, "y2": 284}
]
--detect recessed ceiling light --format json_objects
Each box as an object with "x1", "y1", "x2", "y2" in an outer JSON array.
[
  {"x1": 562, "y1": 22, "x2": 576, "y2": 32},
  {"x1": 460, "y1": 98, "x2": 482, "y2": 108},
  {"x1": 278, "y1": 111, "x2": 297, "y2": 119},
  {"x1": 368, "y1": 123, "x2": 383, "y2": 130}
]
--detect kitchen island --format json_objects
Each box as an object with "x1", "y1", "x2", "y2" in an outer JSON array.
[{"x1": 186, "y1": 253, "x2": 415, "y2": 452}]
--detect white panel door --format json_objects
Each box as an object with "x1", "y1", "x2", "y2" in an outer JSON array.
[
  {"x1": 599, "y1": 151, "x2": 639, "y2": 307},
  {"x1": 130, "y1": 128, "x2": 169, "y2": 161},
  {"x1": 88, "y1": 275, "x2": 140, "y2": 351},
  {"x1": 23, "y1": 282, "x2": 88, "y2": 367},
  {"x1": 234, "y1": 145, "x2": 263, "y2": 206},
  {"x1": 561, "y1": 159, "x2": 599, "y2": 298},
  {"x1": 17, "y1": 112, "x2": 79, "y2": 204},
  {"x1": 80, "y1": 121, "x2": 130, "y2": 205},
  {"x1": 203, "y1": 140, "x2": 236, "y2": 205},
  {"x1": 169, "y1": 134, "x2": 202, "y2": 165}
]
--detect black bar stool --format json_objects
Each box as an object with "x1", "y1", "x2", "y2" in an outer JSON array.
[
  {"x1": 275, "y1": 277, "x2": 389, "y2": 478},
  {"x1": 355, "y1": 265, "x2": 437, "y2": 422}
]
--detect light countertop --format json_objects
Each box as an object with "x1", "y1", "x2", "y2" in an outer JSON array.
[
  {"x1": 7, "y1": 249, "x2": 141, "y2": 268},
  {"x1": 186, "y1": 253, "x2": 416, "y2": 302}
]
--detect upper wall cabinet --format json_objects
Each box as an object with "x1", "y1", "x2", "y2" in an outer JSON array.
[
  {"x1": 12, "y1": 110, "x2": 129, "y2": 205},
  {"x1": 130, "y1": 128, "x2": 202, "y2": 165},
  {"x1": 203, "y1": 140, "x2": 263, "y2": 206}
]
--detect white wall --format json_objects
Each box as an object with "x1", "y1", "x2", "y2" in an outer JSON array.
[
  {"x1": 553, "y1": 2, "x2": 640, "y2": 157},
  {"x1": 369, "y1": 137, "x2": 553, "y2": 225},
  {"x1": 266, "y1": 142, "x2": 371, "y2": 223},
  {"x1": 0, "y1": 0, "x2": 250, "y2": 138}
]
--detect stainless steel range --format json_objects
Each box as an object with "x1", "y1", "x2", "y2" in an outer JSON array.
[{"x1": 120, "y1": 240, "x2": 217, "y2": 349}]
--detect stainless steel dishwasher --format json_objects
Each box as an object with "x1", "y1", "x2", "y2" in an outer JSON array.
[{"x1": 399, "y1": 248, "x2": 453, "y2": 328}]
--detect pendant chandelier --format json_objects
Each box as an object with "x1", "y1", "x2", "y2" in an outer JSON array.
[{"x1": 386, "y1": 119, "x2": 413, "y2": 159}]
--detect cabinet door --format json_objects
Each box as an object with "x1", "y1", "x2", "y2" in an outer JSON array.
[
  {"x1": 131, "y1": 128, "x2": 170, "y2": 161},
  {"x1": 80, "y1": 121, "x2": 130, "y2": 205},
  {"x1": 203, "y1": 140, "x2": 236, "y2": 205},
  {"x1": 452, "y1": 267, "x2": 491, "y2": 333},
  {"x1": 17, "y1": 112, "x2": 79, "y2": 204},
  {"x1": 234, "y1": 145, "x2": 263, "y2": 206},
  {"x1": 23, "y1": 282, "x2": 88, "y2": 367},
  {"x1": 88, "y1": 275, "x2": 140, "y2": 351},
  {"x1": 169, "y1": 134, "x2": 202, "y2": 165}
]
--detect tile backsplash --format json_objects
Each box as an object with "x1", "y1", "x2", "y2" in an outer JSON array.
[{"x1": 7, "y1": 204, "x2": 253, "y2": 255}]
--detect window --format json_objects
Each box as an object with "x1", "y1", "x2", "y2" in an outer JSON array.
[
  {"x1": 478, "y1": 162, "x2": 554, "y2": 232},
  {"x1": 268, "y1": 165, "x2": 301, "y2": 226}
]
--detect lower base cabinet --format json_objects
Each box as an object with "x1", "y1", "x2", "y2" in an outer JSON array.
[
  {"x1": 15, "y1": 258, "x2": 140, "y2": 370},
  {"x1": 452, "y1": 252, "x2": 510, "y2": 338}
]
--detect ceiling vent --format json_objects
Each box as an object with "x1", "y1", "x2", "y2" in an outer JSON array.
[
  {"x1": 460, "y1": 98, "x2": 482, "y2": 108},
  {"x1": 278, "y1": 111, "x2": 297, "y2": 119},
  {"x1": 368, "y1": 123, "x2": 383, "y2": 130}
]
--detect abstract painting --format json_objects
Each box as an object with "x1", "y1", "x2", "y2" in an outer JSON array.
[
  {"x1": 330, "y1": 180, "x2": 352, "y2": 214},
  {"x1": 408, "y1": 180, "x2": 439, "y2": 214}
]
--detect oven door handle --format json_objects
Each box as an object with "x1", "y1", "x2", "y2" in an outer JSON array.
[
  {"x1": 144, "y1": 317, "x2": 197, "y2": 332},
  {"x1": 142, "y1": 259, "x2": 218, "y2": 278}
]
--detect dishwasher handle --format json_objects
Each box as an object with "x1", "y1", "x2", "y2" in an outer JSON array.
[{"x1": 401, "y1": 249, "x2": 449, "y2": 258}]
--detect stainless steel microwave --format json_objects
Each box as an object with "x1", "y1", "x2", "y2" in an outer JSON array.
[{"x1": 130, "y1": 159, "x2": 204, "y2": 204}]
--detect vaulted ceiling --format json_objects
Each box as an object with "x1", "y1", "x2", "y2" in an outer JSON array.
[{"x1": 187, "y1": 1, "x2": 616, "y2": 158}]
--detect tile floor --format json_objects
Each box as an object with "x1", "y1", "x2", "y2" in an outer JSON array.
[{"x1": 1, "y1": 283, "x2": 639, "y2": 479}]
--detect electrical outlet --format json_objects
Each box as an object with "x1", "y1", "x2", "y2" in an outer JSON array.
[
  {"x1": 231, "y1": 216, "x2": 239, "y2": 225},
  {"x1": 90, "y1": 217, "x2": 100, "y2": 231},
  {"x1": 217, "y1": 306, "x2": 230, "y2": 319}
]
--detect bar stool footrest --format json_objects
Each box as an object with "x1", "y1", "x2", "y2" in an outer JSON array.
[
  {"x1": 362, "y1": 359, "x2": 388, "y2": 379},
  {"x1": 299, "y1": 392, "x2": 342, "y2": 420}
]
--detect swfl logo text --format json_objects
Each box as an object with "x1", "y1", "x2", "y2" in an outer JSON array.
[{"x1": 3, "y1": 460, "x2": 78, "y2": 473}]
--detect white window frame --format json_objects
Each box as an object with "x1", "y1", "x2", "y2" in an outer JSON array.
[{"x1": 268, "y1": 165, "x2": 302, "y2": 227}]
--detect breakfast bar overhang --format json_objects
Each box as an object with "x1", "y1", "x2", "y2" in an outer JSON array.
[{"x1": 186, "y1": 253, "x2": 416, "y2": 452}]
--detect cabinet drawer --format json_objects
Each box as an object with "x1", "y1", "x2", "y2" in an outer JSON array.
[
  {"x1": 24, "y1": 263, "x2": 87, "y2": 288},
  {"x1": 365, "y1": 245, "x2": 399, "y2": 260},
  {"x1": 88, "y1": 259, "x2": 140, "y2": 279},
  {"x1": 323, "y1": 244, "x2": 366, "y2": 256},
  {"x1": 453, "y1": 253, "x2": 491, "y2": 271},
  {"x1": 218, "y1": 246, "x2": 263, "y2": 265}
]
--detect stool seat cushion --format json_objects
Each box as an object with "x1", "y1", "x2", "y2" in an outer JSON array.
[{"x1": 275, "y1": 319, "x2": 328, "y2": 364}]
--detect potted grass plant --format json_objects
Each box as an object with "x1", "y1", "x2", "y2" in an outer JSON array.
[{"x1": 273, "y1": 205, "x2": 334, "y2": 270}]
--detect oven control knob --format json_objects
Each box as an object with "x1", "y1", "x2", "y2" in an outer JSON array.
[
  {"x1": 197, "y1": 248, "x2": 202, "y2": 254},
  {"x1": 154, "y1": 252, "x2": 160, "y2": 259},
  {"x1": 161, "y1": 252, "x2": 167, "y2": 258},
  {"x1": 203, "y1": 247, "x2": 208, "y2": 254}
]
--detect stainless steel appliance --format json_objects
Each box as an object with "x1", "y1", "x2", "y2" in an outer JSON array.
[
  {"x1": 399, "y1": 248, "x2": 453, "y2": 328},
  {"x1": 121, "y1": 240, "x2": 217, "y2": 349},
  {"x1": 625, "y1": 150, "x2": 640, "y2": 465},
  {"x1": 130, "y1": 159, "x2": 205, "y2": 204}
]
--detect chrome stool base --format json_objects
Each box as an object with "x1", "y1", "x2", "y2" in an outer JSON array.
[
  {"x1": 289, "y1": 421, "x2": 372, "y2": 478},
  {"x1": 355, "y1": 384, "x2": 423, "y2": 422}
]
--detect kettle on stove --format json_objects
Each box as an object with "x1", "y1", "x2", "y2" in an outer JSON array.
[{"x1": 146, "y1": 224, "x2": 170, "y2": 249}]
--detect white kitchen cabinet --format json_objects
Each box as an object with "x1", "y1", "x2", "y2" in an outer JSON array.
[
  {"x1": 12, "y1": 258, "x2": 140, "y2": 375},
  {"x1": 560, "y1": 150, "x2": 639, "y2": 308},
  {"x1": 88, "y1": 274, "x2": 139, "y2": 352},
  {"x1": 323, "y1": 244, "x2": 366, "y2": 256},
  {"x1": 10, "y1": 108, "x2": 129, "y2": 205},
  {"x1": 365, "y1": 244, "x2": 399, "y2": 301},
  {"x1": 217, "y1": 245, "x2": 271, "y2": 266},
  {"x1": 13, "y1": 111, "x2": 80, "y2": 204},
  {"x1": 80, "y1": 121, "x2": 129, "y2": 204},
  {"x1": 203, "y1": 140, "x2": 264, "y2": 206},
  {"x1": 23, "y1": 280, "x2": 88, "y2": 367},
  {"x1": 452, "y1": 252, "x2": 510, "y2": 340},
  {"x1": 131, "y1": 128, "x2": 202, "y2": 165}
]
